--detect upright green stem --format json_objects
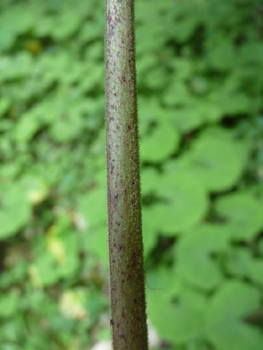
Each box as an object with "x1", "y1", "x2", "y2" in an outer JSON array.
[{"x1": 105, "y1": 0, "x2": 148, "y2": 349}]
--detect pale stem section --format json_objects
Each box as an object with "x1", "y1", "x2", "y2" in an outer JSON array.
[{"x1": 105, "y1": 0, "x2": 148, "y2": 349}]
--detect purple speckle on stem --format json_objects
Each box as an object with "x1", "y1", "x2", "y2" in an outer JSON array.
[{"x1": 105, "y1": 0, "x2": 148, "y2": 347}]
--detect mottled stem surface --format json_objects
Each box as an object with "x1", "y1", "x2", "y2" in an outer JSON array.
[{"x1": 105, "y1": 0, "x2": 148, "y2": 349}]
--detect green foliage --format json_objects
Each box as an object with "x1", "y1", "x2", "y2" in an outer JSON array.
[
  {"x1": 214, "y1": 192, "x2": 263, "y2": 240},
  {"x1": 0, "y1": 0, "x2": 263, "y2": 349},
  {"x1": 0, "y1": 183, "x2": 31, "y2": 238},
  {"x1": 184, "y1": 133, "x2": 245, "y2": 192},
  {"x1": 205, "y1": 281, "x2": 263, "y2": 350},
  {"x1": 147, "y1": 269, "x2": 206, "y2": 343},
  {"x1": 176, "y1": 224, "x2": 229, "y2": 290},
  {"x1": 143, "y1": 169, "x2": 208, "y2": 235}
]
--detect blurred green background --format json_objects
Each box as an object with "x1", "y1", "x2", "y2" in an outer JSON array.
[{"x1": 0, "y1": 0, "x2": 263, "y2": 349}]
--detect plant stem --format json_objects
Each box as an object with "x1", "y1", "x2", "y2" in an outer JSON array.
[{"x1": 105, "y1": 0, "x2": 148, "y2": 349}]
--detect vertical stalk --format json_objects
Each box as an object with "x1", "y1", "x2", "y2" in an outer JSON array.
[{"x1": 105, "y1": 0, "x2": 148, "y2": 349}]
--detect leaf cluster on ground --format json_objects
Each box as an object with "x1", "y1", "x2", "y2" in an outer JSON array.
[{"x1": 0, "y1": 0, "x2": 263, "y2": 349}]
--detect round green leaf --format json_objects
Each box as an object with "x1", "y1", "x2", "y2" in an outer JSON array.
[
  {"x1": 219, "y1": 92, "x2": 252, "y2": 116},
  {"x1": 13, "y1": 113, "x2": 40, "y2": 143},
  {"x1": 225, "y1": 248, "x2": 252, "y2": 278},
  {"x1": 205, "y1": 281, "x2": 263, "y2": 350},
  {"x1": 29, "y1": 253, "x2": 59, "y2": 288},
  {"x1": 170, "y1": 58, "x2": 193, "y2": 81},
  {"x1": 147, "y1": 270, "x2": 206, "y2": 343},
  {"x1": 141, "y1": 167, "x2": 160, "y2": 196},
  {"x1": 0, "y1": 28, "x2": 15, "y2": 51},
  {"x1": 144, "y1": 66, "x2": 169, "y2": 90},
  {"x1": 0, "y1": 184, "x2": 31, "y2": 239},
  {"x1": 214, "y1": 193, "x2": 263, "y2": 240},
  {"x1": 20, "y1": 174, "x2": 49, "y2": 204},
  {"x1": 0, "y1": 98, "x2": 11, "y2": 117},
  {"x1": 142, "y1": 207, "x2": 159, "y2": 256},
  {"x1": 0, "y1": 290, "x2": 19, "y2": 318},
  {"x1": 30, "y1": 221, "x2": 80, "y2": 287},
  {"x1": 172, "y1": 98, "x2": 222, "y2": 133},
  {"x1": 206, "y1": 40, "x2": 236, "y2": 71},
  {"x1": 176, "y1": 224, "x2": 229, "y2": 290},
  {"x1": 139, "y1": 98, "x2": 181, "y2": 162},
  {"x1": 50, "y1": 113, "x2": 83, "y2": 142},
  {"x1": 82, "y1": 224, "x2": 108, "y2": 264},
  {"x1": 148, "y1": 170, "x2": 208, "y2": 234},
  {"x1": 51, "y1": 11, "x2": 81, "y2": 40},
  {"x1": 173, "y1": 16, "x2": 201, "y2": 43},
  {"x1": 162, "y1": 81, "x2": 191, "y2": 107},
  {"x1": 140, "y1": 119, "x2": 180, "y2": 163},
  {"x1": 78, "y1": 186, "x2": 107, "y2": 227},
  {"x1": 226, "y1": 248, "x2": 263, "y2": 287},
  {"x1": 187, "y1": 135, "x2": 244, "y2": 192},
  {"x1": 173, "y1": 105, "x2": 203, "y2": 133}
]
